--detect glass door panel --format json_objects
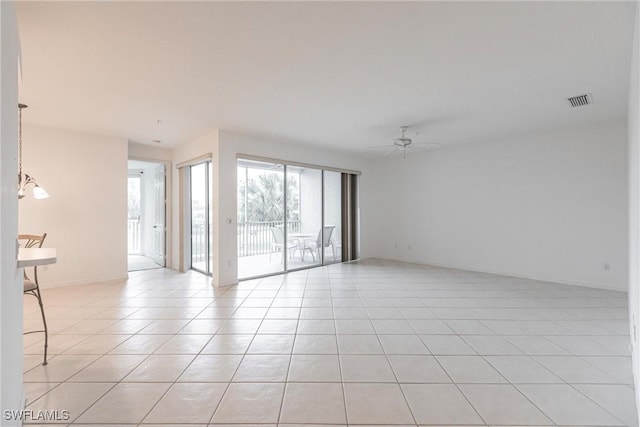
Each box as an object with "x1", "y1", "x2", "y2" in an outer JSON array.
[
  {"x1": 288, "y1": 166, "x2": 322, "y2": 269},
  {"x1": 237, "y1": 159, "x2": 285, "y2": 279},
  {"x1": 323, "y1": 171, "x2": 342, "y2": 264},
  {"x1": 191, "y1": 162, "x2": 211, "y2": 275}
]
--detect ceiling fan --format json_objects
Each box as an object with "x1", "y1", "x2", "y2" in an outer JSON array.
[{"x1": 370, "y1": 126, "x2": 441, "y2": 159}]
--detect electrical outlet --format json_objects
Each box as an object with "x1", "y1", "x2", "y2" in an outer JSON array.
[
  {"x1": 603, "y1": 262, "x2": 611, "y2": 271},
  {"x1": 408, "y1": 245, "x2": 412, "y2": 250}
]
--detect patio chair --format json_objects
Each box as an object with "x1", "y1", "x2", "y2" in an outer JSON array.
[
  {"x1": 19, "y1": 233, "x2": 49, "y2": 366},
  {"x1": 302, "y1": 225, "x2": 336, "y2": 262},
  {"x1": 269, "y1": 227, "x2": 299, "y2": 263}
]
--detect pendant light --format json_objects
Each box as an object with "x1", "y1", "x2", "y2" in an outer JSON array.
[{"x1": 18, "y1": 103, "x2": 49, "y2": 200}]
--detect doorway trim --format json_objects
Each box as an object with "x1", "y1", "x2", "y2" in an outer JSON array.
[{"x1": 128, "y1": 156, "x2": 172, "y2": 270}]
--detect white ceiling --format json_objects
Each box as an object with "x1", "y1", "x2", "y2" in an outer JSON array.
[{"x1": 16, "y1": 1, "x2": 636, "y2": 152}]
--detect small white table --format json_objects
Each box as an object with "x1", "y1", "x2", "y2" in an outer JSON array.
[{"x1": 17, "y1": 248, "x2": 57, "y2": 268}]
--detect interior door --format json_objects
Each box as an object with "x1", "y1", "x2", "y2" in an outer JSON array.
[{"x1": 152, "y1": 163, "x2": 166, "y2": 266}]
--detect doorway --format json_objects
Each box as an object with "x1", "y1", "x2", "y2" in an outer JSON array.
[{"x1": 127, "y1": 160, "x2": 166, "y2": 271}]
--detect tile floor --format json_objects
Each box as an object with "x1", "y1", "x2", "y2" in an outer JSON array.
[{"x1": 22, "y1": 259, "x2": 638, "y2": 426}]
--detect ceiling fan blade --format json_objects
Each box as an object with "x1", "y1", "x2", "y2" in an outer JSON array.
[
  {"x1": 413, "y1": 142, "x2": 442, "y2": 148},
  {"x1": 367, "y1": 145, "x2": 395, "y2": 150},
  {"x1": 383, "y1": 146, "x2": 399, "y2": 156},
  {"x1": 410, "y1": 143, "x2": 441, "y2": 152}
]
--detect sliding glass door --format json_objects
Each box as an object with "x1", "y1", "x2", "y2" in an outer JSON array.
[
  {"x1": 288, "y1": 166, "x2": 322, "y2": 270},
  {"x1": 237, "y1": 157, "x2": 356, "y2": 280},
  {"x1": 237, "y1": 159, "x2": 285, "y2": 279},
  {"x1": 190, "y1": 161, "x2": 213, "y2": 275}
]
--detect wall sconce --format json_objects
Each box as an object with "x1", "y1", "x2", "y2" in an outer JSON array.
[{"x1": 18, "y1": 103, "x2": 49, "y2": 200}]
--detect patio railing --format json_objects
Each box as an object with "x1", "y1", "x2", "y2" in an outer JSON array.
[
  {"x1": 188, "y1": 220, "x2": 303, "y2": 259},
  {"x1": 192, "y1": 222, "x2": 208, "y2": 263},
  {"x1": 238, "y1": 220, "x2": 301, "y2": 257},
  {"x1": 128, "y1": 219, "x2": 140, "y2": 254}
]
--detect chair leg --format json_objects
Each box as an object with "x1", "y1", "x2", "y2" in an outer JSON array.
[
  {"x1": 27, "y1": 287, "x2": 49, "y2": 366},
  {"x1": 36, "y1": 290, "x2": 48, "y2": 365}
]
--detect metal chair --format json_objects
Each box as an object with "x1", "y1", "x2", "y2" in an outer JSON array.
[
  {"x1": 302, "y1": 225, "x2": 336, "y2": 262},
  {"x1": 269, "y1": 227, "x2": 299, "y2": 263},
  {"x1": 19, "y1": 233, "x2": 49, "y2": 365}
]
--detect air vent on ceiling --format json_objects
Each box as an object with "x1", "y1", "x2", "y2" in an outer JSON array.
[{"x1": 566, "y1": 93, "x2": 593, "y2": 108}]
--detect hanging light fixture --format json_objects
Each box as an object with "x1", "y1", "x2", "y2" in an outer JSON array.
[{"x1": 18, "y1": 103, "x2": 49, "y2": 200}]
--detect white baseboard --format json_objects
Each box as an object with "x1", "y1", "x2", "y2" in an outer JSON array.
[
  {"x1": 39, "y1": 275, "x2": 128, "y2": 289},
  {"x1": 367, "y1": 256, "x2": 627, "y2": 293}
]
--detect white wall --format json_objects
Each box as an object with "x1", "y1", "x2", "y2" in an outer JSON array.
[
  {"x1": 0, "y1": 1, "x2": 23, "y2": 422},
  {"x1": 19, "y1": 125, "x2": 128, "y2": 287},
  {"x1": 627, "y1": 5, "x2": 640, "y2": 421},
  {"x1": 128, "y1": 141, "x2": 173, "y2": 163},
  {"x1": 367, "y1": 122, "x2": 629, "y2": 290}
]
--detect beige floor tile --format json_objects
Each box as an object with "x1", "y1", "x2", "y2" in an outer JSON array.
[
  {"x1": 401, "y1": 383, "x2": 483, "y2": 425},
  {"x1": 20, "y1": 265, "x2": 636, "y2": 426},
  {"x1": 287, "y1": 355, "x2": 341, "y2": 382},
  {"x1": 233, "y1": 354, "x2": 290, "y2": 382},
  {"x1": 178, "y1": 318, "x2": 224, "y2": 334},
  {"x1": 296, "y1": 319, "x2": 336, "y2": 334},
  {"x1": 179, "y1": 354, "x2": 243, "y2": 382},
  {"x1": 379, "y1": 334, "x2": 430, "y2": 354},
  {"x1": 581, "y1": 355, "x2": 635, "y2": 384},
  {"x1": 109, "y1": 334, "x2": 172, "y2": 354},
  {"x1": 279, "y1": 383, "x2": 346, "y2": 424},
  {"x1": 388, "y1": 355, "x2": 451, "y2": 383},
  {"x1": 139, "y1": 319, "x2": 190, "y2": 334},
  {"x1": 75, "y1": 382, "x2": 170, "y2": 424},
  {"x1": 27, "y1": 382, "x2": 114, "y2": 423},
  {"x1": 68, "y1": 354, "x2": 146, "y2": 382},
  {"x1": 218, "y1": 318, "x2": 262, "y2": 334},
  {"x1": 462, "y1": 335, "x2": 524, "y2": 355},
  {"x1": 575, "y1": 384, "x2": 639, "y2": 427},
  {"x1": 460, "y1": 384, "x2": 553, "y2": 425},
  {"x1": 211, "y1": 383, "x2": 284, "y2": 424},
  {"x1": 533, "y1": 355, "x2": 621, "y2": 383},
  {"x1": 201, "y1": 334, "x2": 254, "y2": 354},
  {"x1": 143, "y1": 383, "x2": 227, "y2": 423},
  {"x1": 23, "y1": 354, "x2": 101, "y2": 382},
  {"x1": 336, "y1": 334, "x2": 384, "y2": 354},
  {"x1": 62, "y1": 334, "x2": 131, "y2": 354},
  {"x1": 257, "y1": 319, "x2": 298, "y2": 334},
  {"x1": 154, "y1": 334, "x2": 211, "y2": 354},
  {"x1": 248, "y1": 334, "x2": 295, "y2": 354},
  {"x1": 420, "y1": 334, "x2": 477, "y2": 355},
  {"x1": 24, "y1": 334, "x2": 90, "y2": 355},
  {"x1": 517, "y1": 384, "x2": 625, "y2": 426},
  {"x1": 293, "y1": 334, "x2": 338, "y2": 354},
  {"x1": 124, "y1": 354, "x2": 195, "y2": 382},
  {"x1": 96, "y1": 318, "x2": 152, "y2": 334},
  {"x1": 437, "y1": 355, "x2": 507, "y2": 383},
  {"x1": 344, "y1": 383, "x2": 414, "y2": 424},
  {"x1": 23, "y1": 382, "x2": 60, "y2": 406},
  {"x1": 340, "y1": 354, "x2": 396, "y2": 382}
]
